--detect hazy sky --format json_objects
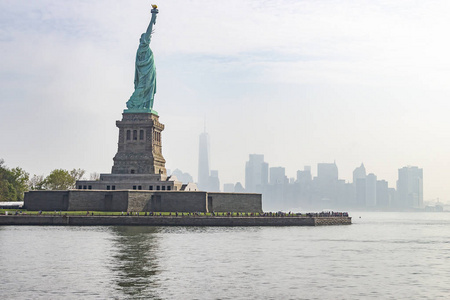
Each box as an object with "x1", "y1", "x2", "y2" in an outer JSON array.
[{"x1": 1, "y1": 0, "x2": 450, "y2": 202}]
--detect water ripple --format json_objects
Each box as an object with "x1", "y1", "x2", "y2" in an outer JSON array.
[{"x1": 1, "y1": 213, "x2": 450, "y2": 299}]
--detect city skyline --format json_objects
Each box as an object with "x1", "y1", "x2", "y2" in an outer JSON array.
[
  {"x1": 239, "y1": 154, "x2": 426, "y2": 211},
  {"x1": 1, "y1": 1, "x2": 450, "y2": 203},
  {"x1": 191, "y1": 134, "x2": 428, "y2": 210}
]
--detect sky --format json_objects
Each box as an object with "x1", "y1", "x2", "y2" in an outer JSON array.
[{"x1": 1, "y1": 0, "x2": 450, "y2": 203}]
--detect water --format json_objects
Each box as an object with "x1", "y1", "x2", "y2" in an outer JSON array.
[{"x1": 1, "y1": 212, "x2": 449, "y2": 299}]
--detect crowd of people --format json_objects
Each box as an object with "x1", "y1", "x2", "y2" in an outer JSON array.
[{"x1": 118, "y1": 211, "x2": 350, "y2": 218}]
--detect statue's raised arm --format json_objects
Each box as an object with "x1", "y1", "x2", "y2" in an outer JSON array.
[{"x1": 143, "y1": 5, "x2": 159, "y2": 43}]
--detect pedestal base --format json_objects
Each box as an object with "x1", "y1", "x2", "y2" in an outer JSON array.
[{"x1": 112, "y1": 112, "x2": 166, "y2": 175}]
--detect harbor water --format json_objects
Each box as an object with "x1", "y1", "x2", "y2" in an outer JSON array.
[{"x1": 1, "y1": 212, "x2": 449, "y2": 299}]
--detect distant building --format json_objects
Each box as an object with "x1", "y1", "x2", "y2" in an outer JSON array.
[
  {"x1": 318, "y1": 162, "x2": 338, "y2": 181},
  {"x1": 355, "y1": 178, "x2": 366, "y2": 206},
  {"x1": 294, "y1": 166, "x2": 313, "y2": 208},
  {"x1": 198, "y1": 131, "x2": 210, "y2": 191},
  {"x1": 245, "y1": 154, "x2": 268, "y2": 193},
  {"x1": 313, "y1": 162, "x2": 339, "y2": 207},
  {"x1": 365, "y1": 173, "x2": 377, "y2": 207},
  {"x1": 209, "y1": 170, "x2": 220, "y2": 192},
  {"x1": 263, "y1": 166, "x2": 287, "y2": 211},
  {"x1": 223, "y1": 183, "x2": 235, "y2": 193},
  {"x1": 270, "y1": 167, "x2": 286, "y2": 185},
  {"x1": 397, "y1": 166, "x2": 423, "y2": 209},
  {"x1": 353, "y1": 163, "x2": 366, "y2": 184},
  {"x1": 171, "y1": 169, "x2": 193, "y2": 184},
  {"x1": 234, "y1": 182, "x2": 245, "y2": 193},
  {"x1": 297, "y1": 166, "x2": 312, "y2": 185},
  {"x1": 353, "y1": 163, "x2": 367, "y2": 207},
  {"x1": 376, "y1": 180, "x2": 390, "y2": 208},
  {"x1": 197, "y1": 131, "x2": 221, "y2": 191},
  {"x1": 388, "y1": 188, "x2": 397, "y2": 207}
]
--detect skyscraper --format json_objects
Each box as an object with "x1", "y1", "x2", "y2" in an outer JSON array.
[
  {"x1": 397, "y1": 166, "x2": 423, "y2": 209},
  {"x1": 223, "y1": 183, "x2": 235, "y2": 193},
  {"x1": 317, "y1": 162, "x2": 338, "y2": 181},
  {"x1": 297, "y1": 166, "x2": 312, "y2": 184},
  {"x1": 198, "y1": 131, "x2": 210, "y2": 191},
  {"x1": 353, "y1": 163, "x2": 366, "y2": 184},
  {"x1": 315, "y1": 162, "x2": 339, "y2": 206},
  {"x1": 376, "y1": 180, "x2": 390, "y2": 207},
  {"x1": 365, "y1": 173, "x2": 377, "y2": 207},
  {"x1": 353, "y1": 163, "x2": 367, "y2": 207},
  {"x1": 270, "y1": 167, "x2": 286, "y2": 185},
  {"x1": 245, "y1": 154, "x2": 269, "y2": 193},
  {"x1": 209, "y1": 170, "x2": 220, "y2": 192}
]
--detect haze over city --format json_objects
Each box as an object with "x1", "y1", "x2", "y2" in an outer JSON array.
[{"x1": 1, "y1": 0, "x2": 450, "y2": 203}]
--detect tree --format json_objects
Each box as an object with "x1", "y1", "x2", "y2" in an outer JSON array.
[
  {"x1": 70, "y1": 168, "x2": 85, "y2": 181},
  {"x1": 9, "y1": 167, "x2": 29, "y2": 198},
  {"x1": 0, "y1": 181, "x2": 17, "y2": 202},
  {"x1": 43, "y1": 169, "x2": 76, "y2": 190},
  {"x1": 0, "y1": 159, "x2": 30, "y2": 201},
  {"x1": 43, "y1": 168, "x2": 86, "y2": 190},
  {"x1": 29, "y1": 174, "x2": 46, "y2": 190},
  {"x1": 90, "y1": 172, "x2": 100, "y2": 181}
]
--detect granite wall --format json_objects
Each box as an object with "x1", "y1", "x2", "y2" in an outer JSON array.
[
  {"x1": 67, "y1": 190, "x2": 129, "y2": 212},
  {"x1": 208, "y1": 192, "x2": 262, "y2": 213},
  {"x1": 147, "y1": 191, "x2": 207, "y2": 212},
  {"x1": 24, "y1": 191, "x2": 69, "y2": 211},
  {"x1": 23, "y1": 190, "x2": 262, "y2": 213}
]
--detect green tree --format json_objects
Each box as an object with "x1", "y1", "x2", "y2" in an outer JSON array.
[
  {"x1": 43, "y1": 168, "x2": 86, "y2": 190},
  {"x1": 43, "y1": 169, "x2": 75, "y2": 190},
  {"x1": 10, "y1": 167, "x2": 30, "y2": 198},
  {"x1": 0, "y1": 159, "x2": 30, "y2": 201},
  {"x1": 70, "y1": 168, "x2": 85, "y2": 182},
  {"x1": 0, "y1": 181, "x2": 17, "y2": 201}
]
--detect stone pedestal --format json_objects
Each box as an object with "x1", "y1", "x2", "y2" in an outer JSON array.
[{"x1": 112, "y1": 113, "x2": 166, "y2": 175}]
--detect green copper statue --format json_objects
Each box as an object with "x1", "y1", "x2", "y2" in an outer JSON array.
[{"x1": 125, "y1": 5, "x2": 159, "y2": 114}]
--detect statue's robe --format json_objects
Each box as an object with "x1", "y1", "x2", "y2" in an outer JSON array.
[{"x1": 126, "y1": 39, "x2": 156, "y2": 110}]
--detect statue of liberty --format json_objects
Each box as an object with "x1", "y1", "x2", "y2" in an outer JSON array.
[{"x1": 125, "y1": 5, "x2": 159, "y2": 114}]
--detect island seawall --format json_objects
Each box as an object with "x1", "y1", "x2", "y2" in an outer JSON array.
[{"x1": 0, "y1": 215, "x2": 351, "y2": 226}]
